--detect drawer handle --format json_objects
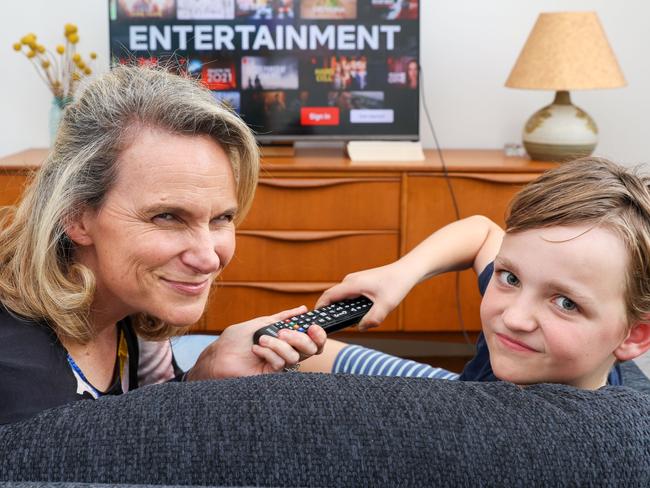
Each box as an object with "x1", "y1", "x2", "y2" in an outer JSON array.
[
  {"x1": 453, "y1": 172, "x2": 539, "y2": 184},
  {"x1": 237, "y1": 230, "x2": 397, "y2": 242},
  {"x1": 411, "y1": 172, "x2": 539, "y2": 184},
  {"x1": 259, "y1": 177, "x2": 399, "y2": 189},
  {"x1": 217, "y1": 282, "x2": 335, "y2": 293}
]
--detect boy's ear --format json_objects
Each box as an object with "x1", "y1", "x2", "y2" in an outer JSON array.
[
  {"x1": 64, "y1": 209, "x2": 95, "y2": 247},
  {"x1": 614, "y1": 321, "x2": 650, "y2": 362}
]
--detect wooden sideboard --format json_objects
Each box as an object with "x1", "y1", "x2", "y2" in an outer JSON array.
[{"x1": 0, "y1": 147, "x2": 556, "y2": 340}]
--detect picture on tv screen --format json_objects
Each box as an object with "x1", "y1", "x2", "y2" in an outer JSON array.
[{"x1": 109, "y1": 0, "x2": 420, "y2": 141}]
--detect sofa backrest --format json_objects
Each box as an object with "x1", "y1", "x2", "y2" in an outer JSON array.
[{"x1": 1, "y1": 374, "x2": 648, "y2": 486}]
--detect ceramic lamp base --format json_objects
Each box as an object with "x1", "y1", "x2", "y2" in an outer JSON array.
[{"x1": 522, "y1": 91, "x2": 597, "y2": 162}]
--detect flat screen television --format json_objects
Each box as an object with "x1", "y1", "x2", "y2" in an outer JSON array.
[{"x1": 108, "y1": 1, "x2": 420, "y2": 143}]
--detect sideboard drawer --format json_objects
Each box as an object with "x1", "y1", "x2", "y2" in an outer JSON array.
[
  {"x1": 223, "y1": 231, "x2": 398, "y2": 282},
  {"x1": 202, "y1": 282, "x2": 399, "y2": 332},
  {"x1": 240, "y1": 177, "x2": 400, "y2": 230},
  {"x1": 0, "y1": 174, "x2": 29, "y2": 206},
  {"x1": 401, "y1": 173, "x2": 533, "y2": 333}
]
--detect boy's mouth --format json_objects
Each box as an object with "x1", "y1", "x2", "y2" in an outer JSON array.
[{"x1": 495, "y1": 333, "x2": 539, "y2": 353}]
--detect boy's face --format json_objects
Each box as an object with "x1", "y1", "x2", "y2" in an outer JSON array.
[{"x1": 481, "y1": 224, "x2": 631, "y2": 389}]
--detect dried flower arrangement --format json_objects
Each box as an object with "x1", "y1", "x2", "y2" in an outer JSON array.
[{"x1": 13, "y1": 24, "x2": 97, "y2": 106}]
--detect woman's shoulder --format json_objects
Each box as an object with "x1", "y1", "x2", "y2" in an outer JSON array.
[
  {"x1": 0, "y1": 302, "x2": 53, "y2": 336},
  {"x1": 0, "y1": 302, "x2": 65, "y2": 362},
  {"x1": 0, "y1": 302, "x2": 78, "y2": 424}
]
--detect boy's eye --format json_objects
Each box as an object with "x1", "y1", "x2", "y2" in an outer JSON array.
[
  {"x1": 553, "y1": 296, "x2": 577, "y2": 312},
  {"x1": 498, "y1": 270, "x2": 520, "y2": 287}
]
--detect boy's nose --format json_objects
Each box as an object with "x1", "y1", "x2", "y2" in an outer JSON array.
[{"x1": 501, "y1": 298, "x2": 538, "y2": 332}]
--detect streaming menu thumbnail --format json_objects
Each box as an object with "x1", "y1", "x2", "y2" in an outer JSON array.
[
  {"x1": 241, "y1": 57, "x2": 299, "y2": 90},
  {"x1": 301, "y1": 0, "x2": 357, "y2": 20},
  {"x1": 236, "y1": 0, "x2": 294, "y2": 19},
  {"x1": 177, "y1": 0, "x2": 235, "y2": 20},
  {"x1": 365, "y1": 0, "x2": 418, "y2": 20},
  {"x1": 212, "y1": 91, "x2": 241, "y2": 113},
  {"x1": 387, "y1": 57, "x2": 418, "y2": 89},
  {"x1": 118, "y1": 0, "x2": 176, "y2": 19},
  {"x1": 310, "y1": 56, "x2": 369, "y2": 90}
]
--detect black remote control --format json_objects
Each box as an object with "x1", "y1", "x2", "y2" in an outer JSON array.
[{"x1": 253, "y1": 295, "x2": 373, "y2": 345}]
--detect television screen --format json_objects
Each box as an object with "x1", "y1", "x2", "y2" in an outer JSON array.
[{"x1": 108, "y1": 0, "x2": 420, "y2": 142}]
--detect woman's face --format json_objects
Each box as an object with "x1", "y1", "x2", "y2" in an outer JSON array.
[
  {"x1": 407, "y1": 61, "x2": 418, "y2": 86},
  {"x1": 71, "y1": 127, "x2": 238, "y2": 327}
]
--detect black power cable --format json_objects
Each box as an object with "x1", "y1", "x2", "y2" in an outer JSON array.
[{"x1": 419, "y1": 66, "x2": 473, "y2": 347}]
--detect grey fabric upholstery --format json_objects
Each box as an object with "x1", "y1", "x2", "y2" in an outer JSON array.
[
  {"x1": 1, "y1": 373, "x2": 648, "y2": 487},
  {"x1": 621, "y1": 360, "x2": 650, "y2": 394}
]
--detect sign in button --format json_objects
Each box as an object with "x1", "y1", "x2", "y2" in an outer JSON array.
[{"x1": 301, "y1": 107, "x2": 340, "y2": 126}]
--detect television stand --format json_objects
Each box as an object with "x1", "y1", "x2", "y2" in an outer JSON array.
[{"x1": 260, "y1": 143, "x2": 295, "y2": 158}]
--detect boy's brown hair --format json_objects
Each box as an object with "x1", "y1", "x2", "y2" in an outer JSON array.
[{"x1": 506, "y1": 157, "x2": 650, "y2": 326}]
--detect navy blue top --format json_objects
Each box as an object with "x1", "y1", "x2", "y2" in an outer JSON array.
[{"x1": 458, "y1": 262, "x2": 622, "y2": 385}]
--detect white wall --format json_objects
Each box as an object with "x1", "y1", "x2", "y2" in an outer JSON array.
[{"x1": 1, "y1": 0, "x2": 649, "y2": 165}]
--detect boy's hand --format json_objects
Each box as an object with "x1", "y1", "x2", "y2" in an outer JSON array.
[{"x1": 316, "y1": 262, "x2": 417, "y2": 331}]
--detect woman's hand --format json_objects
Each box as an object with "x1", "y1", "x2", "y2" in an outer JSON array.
[
  {"x1": 315, "y1": 262, "x2": 418, "y2": 331},
  {"x1": 186, "y1": 306, "x2": 326, "y2": 380}
]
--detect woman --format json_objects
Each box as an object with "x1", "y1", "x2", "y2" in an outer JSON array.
[
  {"x1": 0, "y1": 65, "x2": 325, "y2": 424},
  {"x1": 406, "y1": 59, "x2": 418, "y2": 89}
]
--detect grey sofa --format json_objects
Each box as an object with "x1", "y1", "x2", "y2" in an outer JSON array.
[{"x1": 1, "y1": 366, "x2": 649, "y2": 487}]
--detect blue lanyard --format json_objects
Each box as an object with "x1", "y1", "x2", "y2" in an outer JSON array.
[{"x1": 66, "y1": 353, "x2": 102, "y2": 398}]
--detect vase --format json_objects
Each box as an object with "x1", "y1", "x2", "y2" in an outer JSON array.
[
  {"x1": 522, "y1": 91, "x2": 598, "y2": 162},
  {"x1": 49, "y1": 96, "x2": 71, "y2": 146}
]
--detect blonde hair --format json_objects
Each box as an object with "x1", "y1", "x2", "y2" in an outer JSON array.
[
  {"x1": 0, "y1": 65, "x2": 259, "y2": 343},
  {"x1": 506, "y1": 157, "x2": 650, "y2": 326}
]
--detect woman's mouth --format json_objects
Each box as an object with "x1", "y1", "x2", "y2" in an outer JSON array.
[
  {"x1": 495, "y1": 333, "x2": 538, "y2": 353},
  {"x1": 161, "y1": 278, "x2": 210, "y2": 296}
]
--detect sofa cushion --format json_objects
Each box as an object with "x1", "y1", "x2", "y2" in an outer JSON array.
[
  {"x1": 621, "y1": 359, "x2": 650, "y2": 394},
  {"x1": 0, "y1": 374, "x2": 648, "y2": 486}
]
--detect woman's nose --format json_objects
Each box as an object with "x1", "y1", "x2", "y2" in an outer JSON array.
[
  {"x1": 180, "y1": 230, "x2": 221, "y2": 274},
  {"x1": 501, "y1": 296, "x2": 538, "y2": 332}
]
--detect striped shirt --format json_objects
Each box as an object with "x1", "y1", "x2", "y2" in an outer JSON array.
[{"x1": 333, "y1": 344, "x2": 459, "y2": 380}]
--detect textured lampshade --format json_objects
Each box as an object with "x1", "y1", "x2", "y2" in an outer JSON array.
[
  {"x1": 505, "y1": 12, "x2": 626, "y2": 161},
  {"x1": 506, "y1": 12, "x2": 626, "y2": 90}
]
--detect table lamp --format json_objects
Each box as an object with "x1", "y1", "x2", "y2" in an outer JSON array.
[{"x1": 505, "y1": 12, "x2": 626, "y2": 161}]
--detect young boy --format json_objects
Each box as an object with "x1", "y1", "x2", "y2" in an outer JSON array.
[{"x1": 301, "y1": 158, "x2": 650, "y2": 389}]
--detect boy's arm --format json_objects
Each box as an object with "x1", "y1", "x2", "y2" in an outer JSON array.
[
  {"x1": 398, "y1": 214, "x2": 504, "y2": 283},
  {"x1": 315, "y1": 215, "x2": 504, "y2": 330}
]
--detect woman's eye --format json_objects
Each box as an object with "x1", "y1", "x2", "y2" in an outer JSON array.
[
  {"x1": 152, "y1": 213, "x2": 176, "y2": 223},
  {"x1": 553, "y1": 296, "x2": 577, "y2": 312},
  {"x1": 212, "y1": 213, "x2": 234, "y2": 225},
  {"x1": 498, "y1": 270, "x2": 520, "y2": 287}
]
